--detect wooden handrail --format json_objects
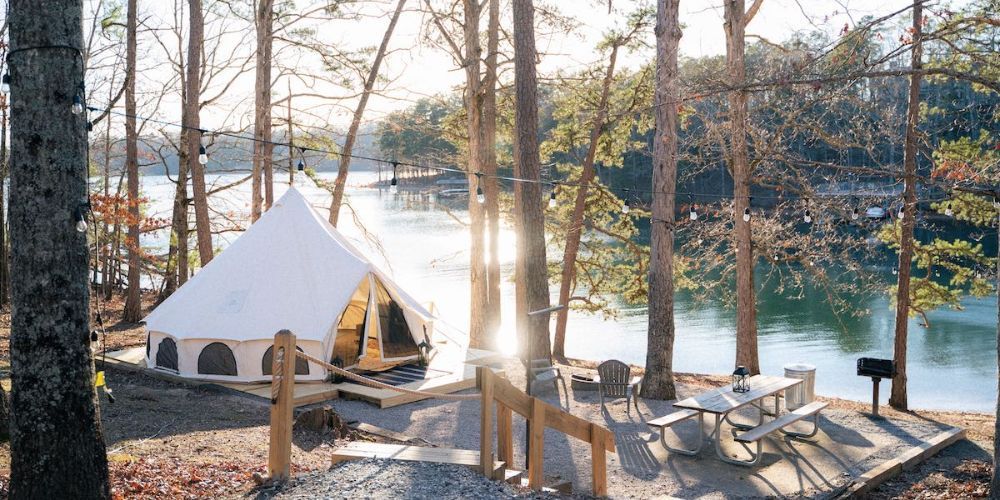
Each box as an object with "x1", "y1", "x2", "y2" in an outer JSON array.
[{"x1": 477, "y1": 366, "x2": 614, "y2": 496}]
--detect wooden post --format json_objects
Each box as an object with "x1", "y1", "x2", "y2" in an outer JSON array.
[
  {"x1": 268, "y1": 330, "x2": 297, "y2": 482},
  {"x1": 497, "y1": 403, "x2": 513, "y2": 465},
  {"x1": 477, "y1": 366, "x2": 494, "y2": 477},
  {"x1": 528, "y1": 397, "x2": 545, "y2": 489},
  {"x1": 872, "y1": 377, "x2": 881, "y2": 417},
  {"x1": 590, "y1": 426, "x2": 608, "y2": 497}
]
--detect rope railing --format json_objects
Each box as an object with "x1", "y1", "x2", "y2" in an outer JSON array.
[{"x1": 295, "y1": 350, "x2": 481, "y2": 401}]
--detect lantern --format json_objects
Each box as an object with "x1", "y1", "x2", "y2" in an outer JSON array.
[{"x1": 732, "y1": 365, "x2": 750, "y2": 393}]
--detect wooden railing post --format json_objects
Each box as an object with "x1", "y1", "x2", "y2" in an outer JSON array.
[
  {"x1": 528, "y1": 397, "x2": 545, "y2": 489},
  {"x1": 496, "y1": 403, "x2": 513, "y2": 465},
  {"x1": 477, "y1": 366, "x2": 494, "y2": 477},
  {"x1": 590, "y1": 425, "x2": 608, "y2": 497},
  {"x1": 268, "y1": 330, "x2": 296, "y2": 482}
]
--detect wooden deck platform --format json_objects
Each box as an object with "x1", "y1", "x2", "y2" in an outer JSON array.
[{"x1": 105, "y1": 345, "x2": 503, "y2": 408}]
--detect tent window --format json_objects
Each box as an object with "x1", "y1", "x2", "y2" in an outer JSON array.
[
  {"x1": 331, "y1": 277, "x2": 370, "y2": 367},
  {"x1": 262, "y1": 346, "x2": 309, "y2": 376},
  {"x1": 197, "y1": 342, "x2": 238, "y2": 376},
  {"x1": 155, "y1": 337, "x2": 178, "y2": 371},
  {"x1": 374, "y1": 278, "x2": 418, "y2": 358}
]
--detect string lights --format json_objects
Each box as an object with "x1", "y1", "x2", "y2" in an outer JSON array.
[
  {"x1": 297, "y1": 147, "x2": 306, "y2": 172},
  {"x1": 80, "y1": 104, "x2": 997, "y2": 228},
  {"x1": 74, "y1": 199, "x2": 90, "y2": 233},
  {"x1": 1, "y1": 72, "x2": 9, "y2": 93}
]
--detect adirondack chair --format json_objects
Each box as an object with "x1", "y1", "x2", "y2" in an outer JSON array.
[
  {"x1": 597, "y1": 359, "x2": 642, "y2": 415},
  {"x1": 529, "y1": 358, "x2": 569, "y2": 408}
]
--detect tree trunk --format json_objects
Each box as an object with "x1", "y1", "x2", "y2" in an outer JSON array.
[
  {"x1": 641, "y1": 0, "x2": 681, "y2": 400},
  {"x1": 327, "y1": 0, "x2": 407, "y2": 226},
  {"x1": 890, "y1": 0, "x2": 923, "y2": 411},
  {"x1": 462, "y1": 0, "x2": 489, "y2": 348},
  {"x1": 512, "y1": 0, "x2": 551, "y2": 360},
  {"x1": 187, "y1": 0, "x2": 213, "y2": 267},
  {"x1": 0, "y1": 94, "x2": 10, "y2": 309},
  {"x1": 287, "y1": 80, "x2": 294, "y2": 185},
  {"x1": 723, "y1": 0, "x2": 760, "y2": 375},
  {"x1": 8, "y1": 0, "x2": 111, "y2": 496},
  {"x1": 123, "y1": 0, "x2": 142, "y2": 322},
  {"x1": 993, "y1": 205, "x2": 1000, "y2": 498},
  {"x1": 483, "y1": 0, "x2": 501, "y2": 339},
  {"x1": 163, "y1": 126, "x2": 190, "y2": 299},
  {"x1": 552, "y1": 44, "x2": 619, "y2": 360},
  {"x1": 251, "y1": 0, "x2": 273, "y2": 221}
]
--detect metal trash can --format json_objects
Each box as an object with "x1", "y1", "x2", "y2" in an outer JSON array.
[{"x1": 783, "y1": 363, "x2": 816, "y2": 410}]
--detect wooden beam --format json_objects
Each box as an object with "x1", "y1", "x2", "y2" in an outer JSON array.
[
  {"x1": 477, "y1": 366, "x2": 495, "y2": 477},
  {"x1": 497, "y1": 402, "x2": 513, "y2": 464},
  {"x1": 590, "y1": 424, "x2": 608, "y2": 496},
  {"x1": 268, "y1": 330, "x2": 297, "y2": 482},
  {"x1": 528, "y1": 397, "x2": 545, "y2": 489}
]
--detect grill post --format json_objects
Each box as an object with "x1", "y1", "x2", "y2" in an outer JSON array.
[{"x1": 871, "y1": 376, "x2": 880, "y2": 417}]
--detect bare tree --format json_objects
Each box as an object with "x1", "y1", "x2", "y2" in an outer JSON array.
[
  {"x1": 122, "y1": 0, "x2": 142, "y2": 322},
  {"x1": 186, "y1": 0, "x2": 213, "y2": 267},
  {"x1": 8, "y1": 0, "x2": 110, "y2": 495},
  {"x1": 723, "y1": 0, "x2": 764, "y2": 374},
  {"x1": 889, "y1": 0, "x2": 923, "y2": 411},
  {"x1": 482, "y1": 0, "x2": 501, "y2": 338},
  {"x1": 327, "y1": 0, "x2": 407, "y2": 226},
  {"x1": 251, "y1": 0, "x2": 274, "y2": 221},
  {"x1": 642, "y1": 0, "x2": 681, "y2": 400},
  {"x1": 512, "y1": 0, "x2": 551, "y2": 360}
]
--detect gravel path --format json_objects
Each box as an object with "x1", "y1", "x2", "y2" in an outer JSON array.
[{"x1": 262, "y1": 459, "x2": 553, "y2": 499}]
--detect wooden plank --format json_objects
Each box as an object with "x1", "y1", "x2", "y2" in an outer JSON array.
[
  {"x1": 267, "y1": 330, "x2": 297, "y2": 481},
  {"x1": 590, "y1": 425, "x2": 608, "y2": 497},
  {"x1": 331, "y1": 442, "x2": 484, "y2": 467},
  {"x1": 349, "y1": 423, "x2": 430, "y2": 445},
  {"x1": 734, "y1": 401, "x2": 828, "y2": 443},
  {"x1": 497, "y1": 403, "x2": 513, "y2": 464},
  {"x1": 845, "y1": 427, "x2": 966, "y2": 497},
  {"x1": 478, "y1": 366, "x2": 495, "y2": 477},
  {"x1": 528, "y1": 398, "x2": 545, "y2": 490},
  {"x1": 647, "y1": 409, "x2": 700, "y2": 428},
  {"x1": 491, "y1": 374, "x2": 533, "y2": 417}
]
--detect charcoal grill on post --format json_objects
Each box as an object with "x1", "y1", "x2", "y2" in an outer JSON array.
[{"x1": 857, "y1": 358, "x2": 895, "y2": 417}]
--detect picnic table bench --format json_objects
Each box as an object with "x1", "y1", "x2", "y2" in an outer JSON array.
[{"x1": 648, "y1": 375, "x2": 827, "y2": 466}]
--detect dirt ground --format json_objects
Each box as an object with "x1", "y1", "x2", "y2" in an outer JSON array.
[{"x1": 0, "y1": 291, "x2": 993, "y2": 498}]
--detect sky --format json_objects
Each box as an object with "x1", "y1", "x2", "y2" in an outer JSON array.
[{"x1": 93, "y1": 0, "x2": 930, "y2": 132}]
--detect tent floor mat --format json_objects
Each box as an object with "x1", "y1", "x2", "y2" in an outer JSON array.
[{"x1": 104, "y1": 346, "x2": 504, "y2": 409}]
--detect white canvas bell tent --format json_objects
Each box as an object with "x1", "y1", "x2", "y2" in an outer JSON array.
[{"x1": 144, "y1": 187, "x2": 435, "y2": 383}]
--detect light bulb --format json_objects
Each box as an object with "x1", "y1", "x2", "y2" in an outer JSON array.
[
  {"x1": 803, "y1": 210, "x2": 812, "y2": 223},
  {"x1": 71, "y1": 94, "x2": 84, "y2": 115},
  {"x1": 1, "y1": 72, "x2": 9, "y2": 93},
  {"x1": 742, "y1": 207, "x2": 750, "y2": 222},
  {"x1": 76, "y1": 219, "x2": 88, "y2": 233},
  {"x1": 897, "y1": 207, "x2": 904, "y2": 219},
  {"x1": 892, "y1": 268, "x2": 898, "y2": 275},
  {"x1": 198, "y1": 144, "x2": 208, "y2": 165},
  {"x1": 622, "y1": 200, "x2": 630, "y2": 214},
  {"x1": 851, "y1": 208, "x2": 859, "y2": 220},
  {"x1": 390, "y1": 177, "x2": 398, "y2": 194},
  {"x1": 689, "y1": 206, "x2": 698, "y2": 221},
  {"x1": 944, "y1": 203, "x2": 953, "y2": 217},
  {"x1": 476, "y1": 186, "x2": 485, "y2": 204},
  {"x1": 297, "y1": 159, "x2": 305, "y2": 171},
  {"x1": 548, "y1": 192, "x2": 556, "y2": 208}
]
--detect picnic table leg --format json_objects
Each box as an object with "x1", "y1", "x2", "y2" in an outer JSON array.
[
  {"x1": 659, "y1": 412, "x2": 705, "y2": 456},
  {"x1": 779, "y1": 411, "x2": 822, "y2": 439},
  {"x1": 714, "y1": 412, "x2": 762, "y2": 467}
]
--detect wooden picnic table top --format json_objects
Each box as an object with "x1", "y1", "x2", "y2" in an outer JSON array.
[{"x1": 673, "y1": 375, "x2": 802, "y2": 414}]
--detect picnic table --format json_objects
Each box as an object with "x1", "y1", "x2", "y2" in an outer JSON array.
[{"x1": 649, "y1": 375, "x2": 826, "y2": 466}]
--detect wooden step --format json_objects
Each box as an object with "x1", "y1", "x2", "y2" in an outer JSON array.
[
  {"x1": 331, "y1": 441, "x2": 506, "y2": 478},
  {"x1": 735, "y1": 401, "x2": 828, "y2": 443}
]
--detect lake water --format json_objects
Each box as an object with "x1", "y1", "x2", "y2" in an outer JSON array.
[{"x1": 132, "y1": 171, "x2": 998, "y2": 412}]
